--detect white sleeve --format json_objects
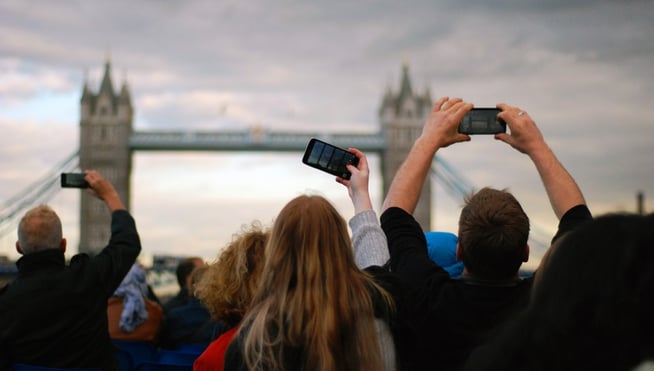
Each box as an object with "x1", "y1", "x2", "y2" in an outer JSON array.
[{"x1": 349, "y1": 209, "x2": 390, "y2": 269}]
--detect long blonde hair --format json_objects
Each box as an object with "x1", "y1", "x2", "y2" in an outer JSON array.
[{"x1": 240, "y1": 195, "x2": 392, "y2": 371}]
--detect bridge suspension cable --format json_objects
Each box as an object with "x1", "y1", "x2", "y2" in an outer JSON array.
[{"x1": 0, "y1": 151, "x2": 80, "y2": 239}]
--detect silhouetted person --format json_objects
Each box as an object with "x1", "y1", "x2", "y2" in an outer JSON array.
[
  {"x1": 464, "y1": 212, "x2": 654, "y2": 371},
  {"x1": 160, "y1": 265, "x2": 226, "y2": 349},
  {"x1": 0, "y1": 170, "x2": 141, "y2": 370},
  {"x1": 381, "y1": 98, "x2": 591, "y2": 370},
  {"x1": 225, "y1": 149, "x2": 400, "y2": 371},
  {"x1": 194, "y1": 222, "x2": 269, "y2": 371},
  {"x1": 163, "y1": 256, "x2": 204, "y2": 313}
]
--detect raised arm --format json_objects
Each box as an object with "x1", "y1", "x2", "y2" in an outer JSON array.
[
  {"x1": 82, "y1": 170, "x2": 141, "y2": 295},
  {"x1": 382, "y1": 97, "x2": 472, "y2": 214},
  {"x1": 84, "y1": 170, "x2": 126, "y2": 212},
  {"x1": 337, "y1": 148, "x2": 389, "y2": 268},
  {"x1": 495, "y1": 104, "x2": 586, "y2": 219}
]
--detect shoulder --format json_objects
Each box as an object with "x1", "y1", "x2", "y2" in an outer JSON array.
[
  {"x1": 552, "y1": 204, "x2": 593, "y2": 242},
  {"x1": 380, "y1": 207, "x2": 425, "y2": 241},
  {"x1": 380, "y1": 207, "x2": 414, "y2": 225},
  {"x1": 224, "y1": 328, "x2": 247, "y2": 370},
  {"x1": 69, "y1": 253, "x2": 91, "y2": 266}
]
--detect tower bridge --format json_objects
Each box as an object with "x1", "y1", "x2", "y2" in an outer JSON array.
[
  {"x1": 78, "y1": 59, "x2": 434, "y2": 255},
  {"x1": 0, "y1": 60, "x2": 554, "y2": 261}
]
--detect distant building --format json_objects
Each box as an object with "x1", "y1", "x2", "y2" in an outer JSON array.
[
  {"x1": 79, "y1": 58, "x2": 133, "y2": 255},
  {"x1": 151, "y1": 254, "x2": 187, "y2": 271},
  {"x1": 0, "y1": 255, "x2": 18, "y2": 287},
  {"x1": 379, "y1": 62, "x2": 433, "y2": 229}
]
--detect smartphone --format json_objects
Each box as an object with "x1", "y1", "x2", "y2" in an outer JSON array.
[
  {"x1": 61, "y1": 173, "x2": 89, "y2": 188},
  {"x1": 302, "y1": 138, "x2": 359, "y2": 180},
  {"x1": 458, "y1": 108, "x2": 506, "y2": 135}
]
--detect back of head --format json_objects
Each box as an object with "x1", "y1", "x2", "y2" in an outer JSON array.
[
  {"x1": 195, "y1": 222, "x2": 269, "y2": 327},
  {"x1": 241, "y1": 194, "x2": 389, "y2": 371},
  {"x1": 458, "y1": 187, "x2": 529, "y2": 280},
  {"x1": 263, "y1": 194, "x2": 356, "y2": 292},
  {"x1": 532, "y1": 213, "x2": 654, "y2": 364},
  {"x1": 17, "y1": 204, "x2": 63, "y2": 255},
  {"x1": 176, "y1": 256, "x2": 203, "y2": 288}
]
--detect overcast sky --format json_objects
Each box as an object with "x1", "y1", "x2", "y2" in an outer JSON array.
[{"x1": 1, "y1": 0, "x2": 653, "y2": 268}]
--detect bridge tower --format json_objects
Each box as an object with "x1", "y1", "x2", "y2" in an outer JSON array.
[
  {"x1": 380, "y1": 62, "x2": 433, "y2": 230},
  {"x1": 79, "y1": 58, "x2": 133, "y2": 255}
]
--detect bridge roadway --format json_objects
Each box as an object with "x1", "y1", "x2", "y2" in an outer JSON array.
[{"x1": 129, "y1": 129, "x2": 386, "y2": 152}]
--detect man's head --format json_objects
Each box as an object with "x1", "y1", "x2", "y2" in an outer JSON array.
[
  {"x1": 16, "y1": 205, "x2": 66, "y2": 255},
  {"x1": 176, "y1": 256, "x2": 204, "y2": 291},
  {"x1": 457, "y1": 187, "x2": 530, "y2": 280}
]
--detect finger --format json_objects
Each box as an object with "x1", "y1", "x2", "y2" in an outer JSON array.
[
  {"x1": 494, "y1": 133, "x2": 511, "y2": 144},
  {"x1": 457, "y1": 133, "x2": 472, "y2": 143},
  {"x1": 442, "y1": 97, "x2": 463, "y2": 111},
  {"x1": 349, "y1": 147, "x2": 364, "y2": 159},
  {"x1": 348, "y1": 148, "x2": 369, "y2": 172},
  {"x1": 433, "y1": 97, "x2": 449, "y2": 112},
  {"x1": 496, "y1": 103, "x2": 510, "y2": 112},
  {"x1": 451, "y1": 101, "x2": 473, "y2": 117},
  {"x1": 345, "y1": 163, "x2": 360, "y2": 175}
]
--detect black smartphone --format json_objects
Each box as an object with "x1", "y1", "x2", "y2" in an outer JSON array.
[
  {"x1": 458, "y1": 108, "x2": 506, "y2": 135},
  {"x1": 302, "y1": 138, "x2": 359, "y2": 180},
  {"x1": 61, "y1": 173, "x2": 89, "y2": 188}
]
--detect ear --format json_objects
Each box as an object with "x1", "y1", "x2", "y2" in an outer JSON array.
[
  {"x1": 60, "y1": 238, "x2": 67, "y2": 254},
  {"x1": 456, "y1": 243, "x2": 462, "y2": 262},
  {"x1": 522, "y1": 244, "x2": 530, "y2": 262},
  {"x1": 15, "y1": 241, "x2": 24, "y2": 255}
]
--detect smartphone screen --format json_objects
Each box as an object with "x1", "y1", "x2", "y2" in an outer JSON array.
[
  {"x1": 302, "y1": 138, "x2": 359, "y2": 179},
  {"x1": 61, "y1": 173, "x2": 89, "y2": 188},
  {"x1": 458, "y1": 108, "x2": 506, "y2": 135}
]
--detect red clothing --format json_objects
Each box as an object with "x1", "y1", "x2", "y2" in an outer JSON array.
[{"x1": 194, "y1": 326, "x2": 239, "y2": 371}]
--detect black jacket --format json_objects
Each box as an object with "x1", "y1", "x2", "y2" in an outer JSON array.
[
  {"x1": 379, "y1": 205, "x2": 592, "y2": 371},
  {"x1": 0, "y1": 210, "x2": 141, "y2": 371}
]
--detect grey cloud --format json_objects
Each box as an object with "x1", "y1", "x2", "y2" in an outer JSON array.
[{"x1": 1, "y1": 0, "x2": 654, "y2": 260}]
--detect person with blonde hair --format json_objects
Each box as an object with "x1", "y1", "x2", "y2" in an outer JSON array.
[
  {"x1": 193, "y1": 222, "x2": 269, "y2": 371},
  {"x1": 224, "y1": 149, "x2": 400, "y2": 371}
]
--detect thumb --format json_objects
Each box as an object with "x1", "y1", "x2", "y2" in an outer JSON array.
[{"x1": 494, "y1": 133, "x2": 511, "y2": 144}]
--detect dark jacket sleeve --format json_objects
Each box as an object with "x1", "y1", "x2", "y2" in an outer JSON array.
[
  {"x1": 81, "y1": 210, "x2": 142, "y2": 298},
  {"x1": 380, "y1": 207, "x2": 450, "y2": 288},
  {"x1": 551, "y1": 204, "x2": 593, "y2": 244}
]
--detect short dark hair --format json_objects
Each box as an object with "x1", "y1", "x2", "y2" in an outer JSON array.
[
  {"x1": 176, "y1": 257, "x2": 202, "y2": 288},
  {"x1": 458, "y1": 187, "x2": 529, "y2": 280}
]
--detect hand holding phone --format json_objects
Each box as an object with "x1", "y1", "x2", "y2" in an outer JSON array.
[
  {"x1": 302, "y1": 138, "x2": 359, "y2": 180},
  {"x1": 458, "y1": 108, "x2": 506, "y2": 135}
]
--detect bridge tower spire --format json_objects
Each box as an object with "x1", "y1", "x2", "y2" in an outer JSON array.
[
  {"x1": 379, "y1": 62, "x2": 434, "y2": 230},
  {"x1": 79, "y1": 59, "x2": 133, "y2": 255}
]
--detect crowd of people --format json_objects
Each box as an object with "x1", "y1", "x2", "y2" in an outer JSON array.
[{"x1": 1, "y1": 97, "x2": 653, "y2": 371}]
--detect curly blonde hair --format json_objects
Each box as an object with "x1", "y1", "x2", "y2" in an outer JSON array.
[{"x1": 195, "y1": 221, "x2": 269, "y2": 327}]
